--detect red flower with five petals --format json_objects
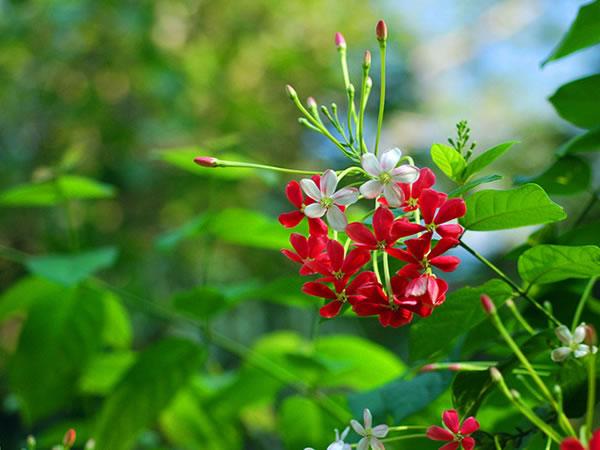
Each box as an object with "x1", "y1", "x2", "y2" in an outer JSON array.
[
  {"x1": 281, "y1": 233, "x2": 328, "y2": 275},
  {"x1": 398, "y1": 167, "x2": 436, "y2": 212},
  {"x1": 308, "y1": 239, "x2": 371, "y2": 291},
  {"x1": 389, "y1": 235, "x2": 460, "y2": 275},
  {"x1": 416, "y1": 188, "x2": 466, "y2": 240},
  {"x1": 392, "y1": 271, "x2": 448, "y2": 313},
  {"x1": 278, "y1": 179, "x2": 328, "y2": 235},
  {"x1": 561, "y1": 429, "x2": 600, "y2": 450},
  {"x1": 427, "y1": 409, "x2": 479, "y2": 450},
  {"x1": 351, "y1": 281, "x2": 415, "y2": 327}
]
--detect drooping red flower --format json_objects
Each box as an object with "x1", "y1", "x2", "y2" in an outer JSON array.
[
  {"x1": 389, "y1": 235, "x2": 460, "y2": 274},
  {"x1": 427, "y1": 409, "x2": 479, "y2": 450},
  {"x1": 561, "y1": 429, "x2": 600, "y2": 450},
  {"x1": 302, "y1": 271, "x2": 377, "y2": 318},
  {"x1": 351, "y1": 281, "x2": 414, "y2": 327},
  {"x1": 417, "y1": 188, "x2": 466, "y2": 240},
  {"x1": 398, "y1": 167, "x2": 436, "y2": 212},
  {"x1": 281, "y1": 233, "x2": 328, "y2": 275},
  {"x1": 345, "y1": 206, "x2": 422, "y2": 252},
  {"x1": 308, "y1": 239, "x2": 371, "y2": 290},
  {"x1": 278, "y1": 179, "x2": 328, "y2": 235}
]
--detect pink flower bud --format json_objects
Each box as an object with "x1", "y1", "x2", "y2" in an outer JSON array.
[
  {"x1": 585, "y1": 324, "x2": 598, "y2": 346},
  {"x1": 285, "y1": 84, "x2": 297, "y2": 99},
  {"x1": 420, "y1": 363, "x2": 436, "y2": 372},
  {"x1": 63, "y1": 429, "x2": 76, "y2": 447},
  {"x1": 363, "y1": 50, "x2": 371, "y2": 68},
  {"x1": 489, "y1": 367, "x2": 502, "y2": 382},
  {"x1": 335, "y1": 32, "x2": 346, "y2": 49},
  {"x1": 448, "y1": 363, "x2": 462, "y2": 372},
  {"x1": 193, "y1": 156, "x2": 218, "y2": 167},
  {"x1": 306, "y1": 96, "x2": 317, "y2": 109},
  {"x1": 376, "y1": 20, "x2": 388, "y2": 42},
  {"x1": 480, "y1": 294, "x2": 496, "y2": 315}
]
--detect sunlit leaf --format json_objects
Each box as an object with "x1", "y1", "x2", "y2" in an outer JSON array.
[
  {"x1": 430, "y1": 144, "x2": 466, "y2": 182},
  {"x1": 101, "y1": 290, "x2": 132, "y2": 349},
  {"x1": 279, "y1": 396, "x2": 335, "y2": 450},
  {"x1": 79, "y1": 351, "x2": 136, "y2": 395},
  {"x1": 549, "y1": 74, "x2": 600, "y2": 129}
]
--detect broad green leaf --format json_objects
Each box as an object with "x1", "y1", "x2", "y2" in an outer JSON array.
[
  {"x1": 462, "y1": 141, "x2": 518, "y2": 180},
  {"x1": 0, "y1": 276, "x2": 64, "y2": 322},
  {"x1": 559, "y1": 222, "x2": 600, "y2": 247},
  {"x1": 9, "y1": 286, "x2": 105, "y2": 422},
  {"x1": 0, "y1": 175, "x2": 116, "y2": 207},
  {"x1": 518, "y1": 244, "x2": 600, "y2": 285},
  {"x1": 543, "y1": 0, "x2": 600, "y2": 64},
  {"x1": 430, "y1": 144, "x2": 467, "y2": 182},
  {"x1": 227, "y1": 276, "x2": 310, "y2": 308},
  {"x1": 556, "y1": 127, "x2": 600, "y2": 156},
  {"x1": 94, "y1": 338, "x2": 205, "y2": 450},
  {"x1": 460, "y1": 184, "x2": 566, "y2": 231},
  {"x1": 25, "y1": 247, "x2": 118, "y2": 286},
  {"x1": 520, "y1": 155, "x2": 591, "y2": 195},
  {"x1": 279, "y1": 396, "x2": 337, "y2": 450},
  {"x1": 409, "y1": 279, "x2": 513, "y2": 361},
  {"x1": 448, "y1": 174, "x2": 502, "y2": 198},
  {"x1": 549, "y1": 74, "x2": 600, "y2": 129},
  {"x1": 101, "y1": 291, "x2": 132, "y2": 349},
  {"x1": 172, "y1": 286, "x2": 232, "y2": 321},
  {"x1": 79, "y1": 351, "x2": 136, "y2": 395}
]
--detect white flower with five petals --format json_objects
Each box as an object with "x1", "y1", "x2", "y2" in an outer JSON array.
[
  {"x1": 359, "y1": 148, "x2": 419, "y2": 207},
  {"x1": 350, "y1": 409, "x2": 389, "y2": 450},
  {"x1": 300, "y1": 169, "x2": 358, "y2": 231},
  {"x1": 551, "y1": 323, "x2": 597, "y2": 362},
  {"x1": 304, "y1": 427, "x2": 351, "y2": 450}
]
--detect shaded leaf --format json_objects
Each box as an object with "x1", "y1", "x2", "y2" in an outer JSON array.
[
  {"x1": 462, "y1": 141, "x2": 518, "y2": 180},
  {"x1": 155, "y1": 214, "x2": 209, "y2": 251},
  {"x1": 556, "y1": 127, "x2": 600, "y2": 156},
  {"x1": 549, "y1": 74, "x2": 600, "y2": 129},
  {"x1": 518, "y1": 155, "x2": 591, "y2": 195},
  {"x1": 0, "y1": 276, "x2": 64, "y2": 323},
  {"x1": 172, "y1": 286, "x2": 231, "y2": 321}
]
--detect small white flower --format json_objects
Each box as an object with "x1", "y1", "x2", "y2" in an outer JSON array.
[
  {"x1": 350, "y1": 409, "x2": 389, "y2": 450},
  {"x1": 551, "y1": 323, "x2": 597, "y2": 362},
  {"x1": 300, "y1": 169, "x2": 358, "y2": 231},
  {"x1": 303, "y1": 427, "x2": 351, "y2": 450},
  {"x1": 359, "y1": 148, "x2": 419, "y2": 207}
]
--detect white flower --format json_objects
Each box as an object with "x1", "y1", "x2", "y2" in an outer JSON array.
[
  {"x1": 300, "y1": 169, "x2": 358, "y2": 231},
  {"x1": 350, "y1": 409, "x2": 389, "y2": 450},
  {"x1": 359, "y1": 148, "x2": 419, "y2": 207},
  {"x1": 551, "y1": 323, "x2": 597, "y2": 362},
  {"x1": 303, "y1": 427, "x2": 351, "y2": 450}
]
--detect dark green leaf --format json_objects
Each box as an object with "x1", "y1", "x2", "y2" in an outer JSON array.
[
  {"x1": 155, "y1": 214, "x2": 209, "y2": 251},
  {"x1": 172, "y1": 286, "x2": 231, "y2": 321},
  {"x1": 463, "y1": 141, "x2": 518, "y2": 180},
  {"x1": 461, "y1": 184, "x2": 566, "y2": 231},
  {"x1": 556, "y1": 127, "x2": 600, "y2": 156},
  {"x1": 430, "y1": 144, "x2": 467, "y2": 182},
  {"x1": 0, "y1": 276, "x2": 64, "y2": 322},
  {"x1": 519, "y1": 155, "x2": 591, "y2": 195},
  {"x1": 549, "y1": 74, "x2": 600, "y2": 129},
  {"x1": 518, "y1": 244, "x2": 600, "y2": 285},
  {"x1": 448, "y1": 174, "x2": 502, "y2": 198}
]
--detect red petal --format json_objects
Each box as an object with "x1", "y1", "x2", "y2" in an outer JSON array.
[
  {"x1": 320, "y1": 300, "x2": 343, "y2": 318},
  {"x1": 279, "y1": 211, "x2": 304, "y2": 228},
  {"x1": 461, "y1": 437, "x2": 475, "y2": 450},
  {"x1": 412, "y1": 167, "x2": 436, "y2": 196},
  {"x1": 285, "y1": 180, "x2": 303, "y2": 208},
  {"x1": 386, "y1": 247, "x2": 414, "y2": 263},
  {"x1": 299, "y1": 264, "x2": 317, "y2": 276},
  {"x1": 436, "y1": 224, "x2": 464, "y2": 240},
  {"x1": 429, "y1": 238, "x2": 459, "y2": 258},
  {"x1": 426, "y1": 426, "x2": 454, "y2": 442},
  {"x1": 327, "y1": 239, "x2": 345, "y2": 271},
  {"x1": 440, "y1": 443, "x2": 460, "y2": 450},
  {"x1": 590, "y1": 430, "x2": 600, "y2": 450},
  {"x1": 308, "y1": 235, "x2": 328, "y2": 258},
  {"x1": 347, "y1": 271, "x2": 377, "y2": 294},
  {"x1": 419, "y1": 189, "x2": 447, "y2": 224},
  {"x1": 281, "y1": 249, "x2": 303, "y2": 264},
  {"x1": 396, "y1": 263, "x2": 422, "y2": 278},
  {"x1": 308, "y1": 217, "x2": 328, "y2": 236},
  {"x1": 373, "y1": 207, "x2": 394, "y2": 242},
  {"x1": 442, "y1": 410, "x2": 460, "y2": 433},
  {"x1": 560, "y1": 438, "x2": 586, "y2": 450},
  {"x1": 346, "y1": 223, "x2": 377, "y2": 248},
  {"x1": 391, "y1": 219, "x2": 425, "y2": 239},
  {"x1": 386, "y1": 308, "x2": 413, "y2": 327},
  {"x1": 302, "y1": 282, "x2": 336, "y2": 299},
  {"x1": 430, "y1": 255, "x2": 461, "y2": 272},
  {"x1": 459, "y1": 417, "x2": 480, "y2": 435},
  {"x1": 405, "y1": 236, "x2": 431, "y2": 261},
  {"x1": 289, "y1": 233, "x2": 308, "y2": 257},
  {"x1": 435, "y1": 198, "x2": 466, "y2": 225},
  {"x1": 342, "y1": 248, "x2": 371, "y2": 276}
]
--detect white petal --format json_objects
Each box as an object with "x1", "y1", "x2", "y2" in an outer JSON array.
[
  {"x1": 326, "y1": 206, "x2": 348, "y2": 231},
  {"x1": 340, "y1": 427, "x2": 350, "y2": 440},
  {"x1": 551, "y1": 347, "x2": 571, "y2": 362},
  {"x1": 361, "y1": 153, "x2": 381, "y2": 177},
  {"x1": 593, "y1": 346, "x2": 598, "y2": 354},
  {"x1": 383, "y1": 183, "x2": 404, "y2": 207},
  {"x1": 391, "y1": 165, "x2": 420, "y2": 183},
  {"x1": 363, "y1": 408, "x2": 372, "y2": 429},
  {"x1": 357, "y1": 438, "x2": 369, "y2": 450},
  {"x1": 304, "y1": 203, "x2": 326, "y2": 218},
  {"x1": 379, "y1": 148, "x2": 402, "y2": 172},
  {"x1": 573, "y1": 324, "x2": 586, "y2": 344},
  {"x1": 343, "y1": 445, "x2": 351, "y2": 450},
  {"x1": 321, "y1": 169, "x2": 338, "y2": 197},
  {"x1": 370, "y1": 437, "x2": 386, "y2": 450},
  {"x1": 555, "y1": 325, "x2": 572, "y2": 345},
  {"x1": 300, "y1": 178, "x2": 322, "y2": 201},
  {"x1": 371, "y1": 424, "x2": 389, "y2": 438},
  {"x1": 574, "y1": 344, "x2": 591, "y2": 359},
  {"x1": 332, "y1": 187, "x2": 359, "y2": 206},
  {"x1": 350, "y1": 419, "x2": 365, "y2": 436},
  {"x1": 360, "y1": 180, "x2": 383, "y2": 199},
  {"x1": 327, "y1": 442, "x2": 344, "y2": 450}
]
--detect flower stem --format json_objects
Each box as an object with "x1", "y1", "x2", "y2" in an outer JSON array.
[
  {"x1": 382, "y1": 250, "x2": 393, "y2": 300},
  {"x1": 387, "y1": 425, "x2": 429, "y2": 432},
  {"x1": 374, "y1": 40, "x2": 386, "y2": 156},
  {"x1": 358, "y1": 74, "x2": 371, "y2": 154},
  {"x1": 372, "y1": 250, "x2": 382, "y2": 284},
  {"x1": 210, "y1": 159, "x2": 321, "y2": 175},
  {"x1": 587, "y1": 352, "x2": 596, "y2": 441},
  {"x1": 572, "y1": 276, "x2": 597, "y2": 331},
  {"x1": 506, "y1": 298, "x2": 535, "y2": 335},
  {"x1": 459, "y1": 239, "x2": 560, "y2": 326}
]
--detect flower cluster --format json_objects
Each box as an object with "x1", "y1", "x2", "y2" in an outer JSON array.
[{"x1": 280, "y1": 154, "x2": 466, "y2": 327}]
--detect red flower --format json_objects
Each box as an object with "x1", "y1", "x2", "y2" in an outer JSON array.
[
  {"x1": 561, "y1": 430, "x2": 600, "y2": 450},
  {"x1": 427, "y1": 409, "x2": 479, "y2": 450},
  {"x1": 281, "y1": 233, "x2": 328, "y2": 275},
  {"x1": 352, "y1": 281, "x2": 414, "y2": 327},
  {"x1": 308, "y1": 239, "x2": 371, "y2": 290},
  {"x1": 345, "y1": 206, "x2": 422, "y2": 252},
  {"x1": 418, "y1": 188, "x2": 466, "y2": 240},
  {"x1": 302, "y1": 271, "x2": 377, "y2": 318},
  {"x1": 389, "y1": 235, "x2": 460, "y2": 274},
  {"x1": 392, "y1": 272, "x2": 448, "y2": 313},
  {"x1": 398, "y1": 167, "x2": 436, "y2": 212},
  {"x1": 278, "y1": 179, "x2": 328, "y2": 235}
]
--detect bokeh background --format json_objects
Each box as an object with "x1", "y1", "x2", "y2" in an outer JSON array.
[{"x1": 0, "y1": 0, "x2": 598, "y2": 449}]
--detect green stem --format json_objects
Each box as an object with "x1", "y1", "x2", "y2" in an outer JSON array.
[
  {"x1": 372, "y1": 250, "x2": 382, "y2": 284},
  {"x1": 572, "y1": 276, "x2": 597, "y2": 330},
  {"x1": 587, "y1": 353, "x2": 596, "y2": 441},
  {"x1": 382, "y1": 250, "x2": 393, "y2": 300},
  {"x1": 374, "y1": 41, "x2": 386, "y2": 156},
  {"x1": 494, "y1": 435, "x2": 502, "y2": 450},
  {"x1": 387, "y1": 425, "x2": 429, "y2": 432},
  {"x1": 459, "y1": 239, "x2": 560, "y2": 326},
  {"x1": 212, "y1": 159, "x2": 321, "y2": 175},
  {"x1": 358, "y1": 74, "x2": 371, "y2": 154},
  {"x1": 506, "y1": 299, "x2": 535, "y2": 335}
]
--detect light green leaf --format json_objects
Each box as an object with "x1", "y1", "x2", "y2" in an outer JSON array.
[
  {"x1": 518, "y1": 244, "x2": 600, "y2": 285},
  {"x1": 409, "y1": 279, "x2": 513, "y2": 361},
  {"x1": 79, "y1": 351, "x2": 136, "y2": 395},
  {"x1": 543, "y1": 0, "x2": 600, "y2": 64},
  {"x1": 460, "y1": 184, "x2": 566, "y2": 231},
  {"x1": 448, "y1": 174, "x2": 502, "y2": 198},
  {"x1": 556, "y1": 127, "x2": 600, "y2": 156},
  {"x1": 101, "y1": 291, "x2": 132, "y2": 349},
  {"x1": 462, "y1": 141, "x2": 518, "y2": 180},
  {"x1": 25, "y1": 247, "x2": 118, "y2": 286},
  {"x1": 279, "y1": 396, "x2": 335, "y2": 450},
  {"x1": 0, "y1": 276, "x2": 64, "y2": 322},
  {"x1": 430, "y1": 144, "x2": 466, "y2": 182},
  {"x1": 520, "y1": 155, "x2": 591, "y2": 195},
  {"x1": 94, "y1": 338, "x2": 205, "y2": 450},
  {"x1": 549, "y1": 74, "x2": 600, "y2": 129}
]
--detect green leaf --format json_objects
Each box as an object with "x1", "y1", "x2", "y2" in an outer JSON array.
[
  {"x1": 448, "y1": 174, "x2": 503, "y2": 198},
  {"x1": 543, "y1": 0, "x2": 600, "y2": 64},
  {"x1": 172, "y1": 286, "x2": 232, "y2": 321},
  {"x1": 430, "y1": 144, "x2": 467, "y2": 182},
  {"x1": 556, "y1": 127, "x2": 600, "y2": 156},
  {"x1": 0, "y1": 175, "x2": 116, "y2": 207},
  {"x1": 94, "y1": 338, "x2": 205, "y2": 450},
  {"x1": 79, "y1": 351, "x2": 136, "y2": 395},
  {"x1": 279, "y1": 396, "x2": 338, "y2": 450},
  {"x1": 409, "y1": 279, "x2": 513, "y2": 361},
  {"x1": 25, "y1": 247, "x2": 118, "y2": 286},
  {"x1": 519, "y1": 155, "x2": 591, "y2": 195},
  {"x1": 549, "y1": 74, "x2": 600, "y2": 129},
  {"x1": 9, "y1": 286, "x2": 105, "y2": 422},
  {"x1": 518, "y1": 244, "x2": 600, "y2": 285},
  {"x1": 155, "y1": 214, "x2": 209, "y2": 251},
  {"x1": 101, "y1": 291, "x2": 132, "y2": 349},
  {"x1": 460, "y1": 184, "x2": 566, "y2": 231},
  {"x1": 462, "y1": 141, "x2": 518, "y2": 180},
  {"x1": 0, "y1": 276, "x2": 64, "y2": 322}
]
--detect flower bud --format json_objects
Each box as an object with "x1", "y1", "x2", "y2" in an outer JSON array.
[
  {"x1": 63, "y1": 429, "x2": 76, "y2": 448},
  {"x1": 306, "y1": 96, "x2": 317, "y2": 109},
  {"x1": 480, "y1": 294, "x2": 496, "y2": 315},
  {"x1": 363, "y1": 50, "x2": 371, "y2": 70},
  {"x1": 285, "y1": 84, "x2": 298, "y2": 99},
  {"x1": 489, "y1": 367, "x2": 502, "y2": 382},
  {"x1": 27, "y1": 435, "x2": 36, "y2": 450},
  {"x1": 505, "y1": 298, "x2": 515, "y2": 309},
  {"x1": 585, "y1": 323, "x2": 598, "y2": 346},
  {"x1": 366, "y1": 77, "x2": 373, "y2": 89},
  {"x1": 193, "y1": 156, "x2": 218, "y2": 167},
  {"x1": 510, "y1": 389, "x2": 521, "y2": 400},
  {"x1": 85, "y1": 439, "x2": 96, "y2": 450},
  {"x1": 335, "y1": 32, "x2": 346, "y2": 50},
  {"x1": 346, "y1": 83, "x2": 355, "y2": 96},
  {"x1": 420, "y1": 363, "x2": 436, "y2": 372},
  {"x1": 448, "y1": 363, "x2": 462, "y2": 371},
  {"x1": 376, "y1": 20, "x2": 388, "y2": 42}
]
